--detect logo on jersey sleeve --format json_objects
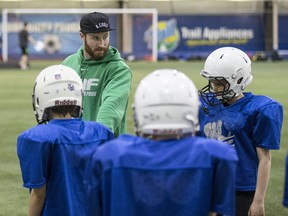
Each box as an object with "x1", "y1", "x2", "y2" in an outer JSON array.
[
  {"x1": 204, "y1": 120, "x2": 235, "y2": 146},
  {"x1": 83, "y1": 78, "x2": 98, "y2": 96}
]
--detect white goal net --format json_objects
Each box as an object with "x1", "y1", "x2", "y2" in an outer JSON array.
[{"x1": 1, "y1": 8, "x2": 158, "y2": 62}]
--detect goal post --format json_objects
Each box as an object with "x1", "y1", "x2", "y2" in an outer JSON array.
[{"x1": 1, "y1": 8, "x2": 158, "y2": 62}]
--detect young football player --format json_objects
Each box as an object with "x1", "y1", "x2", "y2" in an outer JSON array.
[
  {"x1": 17, "y1": 65, "x2": 114, "y2": 215},
  {"x1": 198, "y1": 47, "x2": 283, "y2": 216},
  {"x1": 86, "y1": 69, "x2": 238, "y2": 216}
]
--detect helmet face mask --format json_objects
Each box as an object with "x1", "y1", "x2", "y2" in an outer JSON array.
[
  {"x1": 32, "y1": 65, "x2": 83, "y2": 124},
  {"x1": 199, "y1": 47, "x2": 253, "y2": 106},
  {"x1": 133, "y1": 69, "x2": 200, "y2": 138},
  {"x1": 200, "y1": 76, "x2": 235, "y2": 106}
]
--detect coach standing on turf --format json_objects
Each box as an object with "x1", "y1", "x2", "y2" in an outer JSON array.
[{"x1": 62, "y1": 12, "x2": 132, "y2": 137}]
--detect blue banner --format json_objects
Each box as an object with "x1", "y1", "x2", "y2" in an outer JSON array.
[
  {"x1": 2, "y1": 13, "x2": 118, "y2": 60},
  {"x1": 154, "y1": 15, "x2": 266, "y2": 60},
  {"x1": 1, "y1": 13, "x2": 288, "y2": 60},
  {"x1": 279, "y1": 15, "x2": 288, "y2": 50}
]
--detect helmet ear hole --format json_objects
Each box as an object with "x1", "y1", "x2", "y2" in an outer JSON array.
[{"x1": 237, "y1": 77, "x2": 243, "y2": 84}]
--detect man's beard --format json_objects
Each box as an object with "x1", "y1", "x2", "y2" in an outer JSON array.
[{"x1": 84, "y1": 41, "x2": 109, "y2": 60}]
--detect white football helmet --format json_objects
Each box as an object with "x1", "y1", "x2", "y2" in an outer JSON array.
[
  {"x1": 32, "y1": 65, "x2": 83, "y2": 124},
  {"x1": 199, "y1": 47, "x2": 253, "y2": 106},
  {"x1": 133, "y1": 69, "x2": 200, "y2": 138}
]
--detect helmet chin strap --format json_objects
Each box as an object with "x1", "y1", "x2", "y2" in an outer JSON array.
[{"x1": 223, "y1": 89, "x2": 236, "y2": 99}]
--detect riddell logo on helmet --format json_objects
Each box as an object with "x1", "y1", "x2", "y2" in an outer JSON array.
[
  {"x1": 55, "y1": 100, "x2": 77, "y2": 106},
  {"x1": 152, "y1": 129, "x2": 183, "y2": 135}
]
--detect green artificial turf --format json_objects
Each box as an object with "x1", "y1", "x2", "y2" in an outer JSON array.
[{"x1": 0, "y1": 59, "x2": 287, "y2": 215}]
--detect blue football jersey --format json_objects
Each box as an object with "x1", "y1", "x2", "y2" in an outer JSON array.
[
  {"x1": 87, "y1": 134, "x2": 238, "y2": 216},
  {"x1": 17, "y1": 118, "x2": 114, "y2": 216},
  {"x1": 283, "y1": 154, "x2": 288, "y2": 207},
  {"x1": 199, "y1": 92, "x2": 283, "y2": 191}
]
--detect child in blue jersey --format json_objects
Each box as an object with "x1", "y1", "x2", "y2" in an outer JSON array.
[
  {"x1": 86, "y1": 69, "x2": 238, "y2": 216},
  {"x1": 284, "y1": 154, "x2": 288, "y2": 207},
  {"x1": 198, "y1": 47, "x2": 283, "y2": 216},
  {"x1": 17, "y1": 65, "x2": 114, "y2": 216}
]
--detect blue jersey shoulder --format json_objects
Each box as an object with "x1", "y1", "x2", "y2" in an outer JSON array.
[
  {"x1": 18, "y1": 119, "x2": 113, "y2": 145},
  {"x1": 95, "y1": 134, "x2": 238, "y2": 170},
  {"x1": 244, "y1": 93, "x2": 282, "y2": 111}
]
